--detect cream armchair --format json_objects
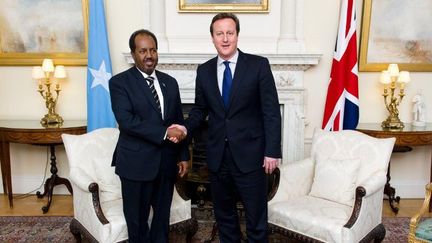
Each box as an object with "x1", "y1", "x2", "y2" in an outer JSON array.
[
  {"x1": 268, "y1": 129, "x2": 395, "y2": 242},
  {"x1": 62, "y1": 128, "x2": 197, "y2": 243}
]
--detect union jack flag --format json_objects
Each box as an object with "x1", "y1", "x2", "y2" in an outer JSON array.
[{"x1": 322, "y1": 0, "x2": 359, "y2": 131}]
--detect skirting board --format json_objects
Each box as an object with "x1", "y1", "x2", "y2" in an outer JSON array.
[
  {"x1": 0, "y1": 176, "x2": 428, "y2": 198},
  {"x1": 0, "y1": 175, "x2": 71, "y2": 195}
]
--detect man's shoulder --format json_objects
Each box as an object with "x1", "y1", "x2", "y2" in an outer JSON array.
[
  {"x1": 110, "y1": 67, "x2": 135, "y2": 82},
  {"x1": 240, "y1": 51, "x2": 268, "y2": 63},
  {"x1": 198, "y1": 56, "x2": 217, "y2": 70},
  {"x1": 112, "y1": 66, "x2": 135, "y2": 77},
  {"x1": 155, "y1": 70, "x2": 178, "y2": 86},
  {"x1": 203, "y1": 56, "x2": 218, "y2": 65},
  {"x1": 155, "y1": 69, "x2": 175, "y2": 80}
]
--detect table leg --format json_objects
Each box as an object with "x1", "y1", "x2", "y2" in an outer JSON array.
[
  {"x1": 0, "y1": 140, "x2": 5, "y2": 194},
  {"x1": 36, "y1": 145, "x2": 73, "y2": 213},
  {"x1": 429, "y1": 146, "x2": 432, "y2": 212},
  {"x1": 1, "y1": 140, "x2": 13, "y2": 208},
  {"x1": 384, "y1": 163, "x2": 400, "y2": 214}
]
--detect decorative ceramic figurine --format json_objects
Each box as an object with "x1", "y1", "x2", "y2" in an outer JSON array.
[{"x1": 412, "y1": 92, "x2": 426, "y2": 127}]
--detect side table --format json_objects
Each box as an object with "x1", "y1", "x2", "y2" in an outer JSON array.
[
  {"x1": 357, "y1": 123, "x2": 432, "y2": 213},
  {"x1": 0, "y1": 120, "x2": 86, "y2": 213}
]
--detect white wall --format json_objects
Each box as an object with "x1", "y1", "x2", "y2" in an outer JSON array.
[
  {"x1": 303, "y1": 0, "x2": 431, "y2": 198},
  {"x1": 0, "y1": 0, "x2": 430, "y2": 198}
]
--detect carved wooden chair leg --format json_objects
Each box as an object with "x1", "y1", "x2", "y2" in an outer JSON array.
[
  {"x1": 374, "y1": 224, "x2": 386, "y2": 243},
  {"x1": 69, "y1": 218, "x2": 82, "y2": 243}
]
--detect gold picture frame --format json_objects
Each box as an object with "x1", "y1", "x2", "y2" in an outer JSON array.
[
  {"x1": 0, "y1": 0, "x2": 89, "y2": 66},
  {"x1": 178, "y1": 0, "x2": 269, "y2": 13},
  {"x1": 359, "y1": 0, "x2": 432, "y2": 72}
]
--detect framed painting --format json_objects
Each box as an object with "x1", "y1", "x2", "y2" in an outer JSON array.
[
  {"x1": 0, "y1": 0, "x2": 88, "y2": 66},
  {"x1": 359, "y1": 0, "x2": 432, "y2": 72},
  {"x1": 178, "y1": 0, "x2": 269, "y2": 13}
]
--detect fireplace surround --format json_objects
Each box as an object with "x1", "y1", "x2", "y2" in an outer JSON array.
[{"x1": 123, "y1": 52, "x2": 321, "y2": 164}]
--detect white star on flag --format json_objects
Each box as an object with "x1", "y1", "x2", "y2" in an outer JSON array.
[{"x1": 89, "y1": 60, "x2": 112, "y2": 92}]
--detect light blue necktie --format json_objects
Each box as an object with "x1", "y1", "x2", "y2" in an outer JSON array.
[{"x1": 222, "y1": 61, "x2": 232, "y2": 107}]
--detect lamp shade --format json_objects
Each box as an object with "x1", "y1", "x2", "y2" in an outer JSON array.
[
  {"x1": 41, "y1": 59, "x2": 55, "y2": 72},
  {"x1": 32, "y1": 66, "x2": 45, "y2": 80},
  {"x1": 387, "y1": 63, "x2": 399, "y2": 77},
  {"x1": 397, "y1": 71, "x2": 410, "y2": 83},
  {"x1": 379, "y1": 70, "x2": 391, "y2": 84},
  {"x1": 54, "y1": 65, "x2": 67, "y2": 79}
]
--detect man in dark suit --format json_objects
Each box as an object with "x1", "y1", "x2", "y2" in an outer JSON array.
[
  {"x1": 109, "y1": 29, "x2": 189, "y2": 243},
  {"x1": 173, "y1": 13, "x2": 281, "y2": 243}
]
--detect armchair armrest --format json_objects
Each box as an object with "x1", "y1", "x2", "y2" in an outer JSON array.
[
  {"x1": 70, "y1": 167, "x2": 110, "y2": 225},
  {"x1": 267, "y1": 168, "x2": 280, "y2": 201},
  {"x1": 358, "y1": 172, "x2": 387, "y2": 196},
  {"x1": 341, "y1": 172, "x2": 387, "y2": 242},
  {"x1": 174, "y1": 177, "x2": 190, "y2": 201},
  {"x1": 344, "y1": 171, "x2": 386, "y2": 229},
  {"x1": 69, "y1": 167, "x2": 95, "y2": 191},
  {"x1": 268, "y1": 158, "x2": 314, "y2": 205},
  {"x1": 88, "y1": 183, "x2": 109, "y2": 225}
]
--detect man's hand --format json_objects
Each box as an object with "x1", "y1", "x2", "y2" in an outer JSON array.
[
  {"x1": 263, "y1": 156, "x2": 280, "y2": 174},
  {"x1": 166, "y1": 124, "x2": 187, "y2": 143},
  {"x1": 178, "y1": 161, "x2": 189, "y2": 178}
]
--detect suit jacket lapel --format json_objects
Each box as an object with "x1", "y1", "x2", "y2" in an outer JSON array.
[
  {"x1": 156, "y1": 71, "x2": 169, "y2": 119},
  {"x1": 208, "y1": 58, "x2": 226, "y2": 111},
  {"x1": 227, "y1": 51, "x2": 247, "y2": 111},
  {"x1": 131, "y1": 67, "x2": 162, "y2": 118}
]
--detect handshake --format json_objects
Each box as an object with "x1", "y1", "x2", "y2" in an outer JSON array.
[{"x1": 166, "y1": 124, "x2": 187, "y2": 143}]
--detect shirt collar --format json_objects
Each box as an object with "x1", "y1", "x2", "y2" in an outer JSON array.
[
  {"x1": 136, "y1": 67, "x2": 156, "y2": 79},
  {"x1": 217, "y1": 50, "x2": 239, "y2": 66}
]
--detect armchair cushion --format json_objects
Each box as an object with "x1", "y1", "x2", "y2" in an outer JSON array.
[
  {"x1": 269, "y1": 195, "x2": 353, "y2": 242},
  {"x1": 311, "y1": 129, "x2": 394, "y2": 188},
  {"x1": 416, "y1": 218, "x2": 432, "y2": 241},
  {"x1": 309, "y1": 156, "x2": 361, "y2": 206}
]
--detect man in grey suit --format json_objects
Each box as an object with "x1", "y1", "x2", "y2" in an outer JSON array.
[
  {"x1": 109, "y1": 29, "x2": 189, "y2": 243},
  {"x1": 172, "y1": 13, "x2": 281, "y2": 243}
]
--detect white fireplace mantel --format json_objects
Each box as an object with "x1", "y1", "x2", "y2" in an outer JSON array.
[{"x1": 122, "y1": 52, "x2": 321, "y2": 163}]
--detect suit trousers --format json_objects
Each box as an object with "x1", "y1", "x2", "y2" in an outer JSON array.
[
  {"x1": 120, "y1": 171, "x2": 175, "y2": 243},
  {"x1": 209, "y1": 143, "x2": 268, "y2": 243}
]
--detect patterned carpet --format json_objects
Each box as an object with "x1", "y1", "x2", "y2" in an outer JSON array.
[
  {"x1": 0, "y1": 216, "x2": 73, "y2": 243},
  {"x1": 382, "y1": 217, "x2": 410, "y2": 243},
  {"x1": 0, "y1": 216, "x2": 410, "y2": 242}
]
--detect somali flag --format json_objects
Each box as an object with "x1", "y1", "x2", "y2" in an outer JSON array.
[{"x1": 86, "y1": 0, "x2": 116, "y2": 132}]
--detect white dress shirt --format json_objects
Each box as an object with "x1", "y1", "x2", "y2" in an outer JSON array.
[
  {"x1": 136, "y1": 68, "x2": 165, "y2": 119},
  {"x1": 217, "y1": 50, "x2": 239, "y2": 95}
]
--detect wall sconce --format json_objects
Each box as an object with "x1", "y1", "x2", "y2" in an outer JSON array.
[
  {"x1": 32, "y1": 59, "x2": 67, "y2": 127},
  {"x1": 379, "y1": 63, "x2": 410, "y2": 129}
]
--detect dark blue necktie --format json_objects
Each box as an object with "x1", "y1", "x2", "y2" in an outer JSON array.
[
  {"x1": 145, "y1": 76, "x2": 162, "y2": 115},
  {"x1": 222, "y1": 61, "x2": 232, "y2": 107}
]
